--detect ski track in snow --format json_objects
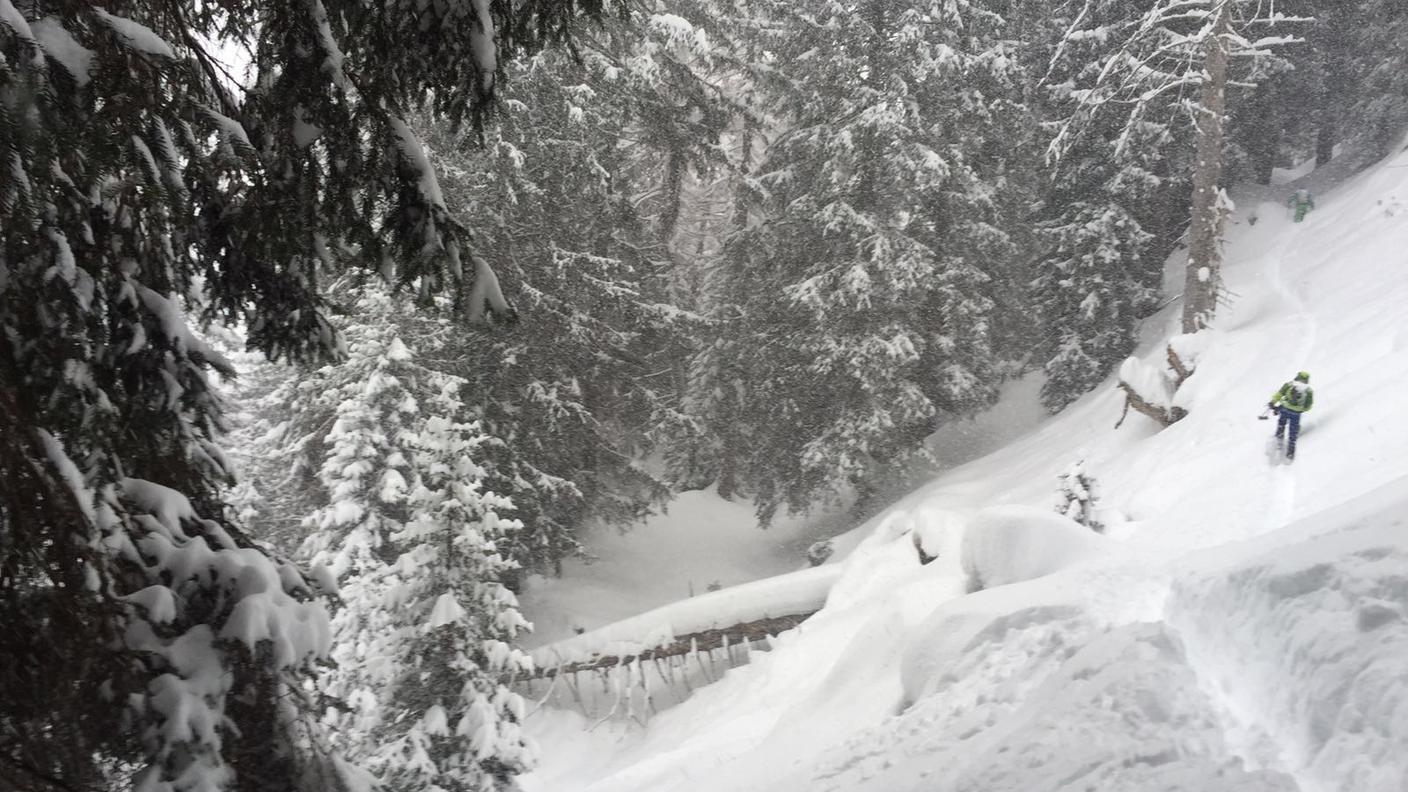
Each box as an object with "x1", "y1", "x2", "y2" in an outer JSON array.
[{"x1": 1259, "y1": 211, "x2": 1306, "y2": 531}]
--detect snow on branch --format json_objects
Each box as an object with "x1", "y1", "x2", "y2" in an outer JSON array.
[
  {"x1": 92, "y1": 8, "x2": 177, "y2": 59},
  {"x1": 135, "y1": 285, "x2": 237, "y2": 376},
  {"x1": 1046, "y1": 0, "x2": 1300, "y2": 166},
  {"x1": 112, "y1": 475, "x2": 331, "y2": 791},
  {"x1": 0, "y1": 0, "x2": 43, "y2": 64},
  {"x1": 388, "y1": 116, "x2": 447, "y2": 210}
]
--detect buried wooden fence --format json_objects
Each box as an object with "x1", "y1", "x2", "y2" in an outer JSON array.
[{"x1": 508, "y1": 611, "x2": 816, "y2": 726}]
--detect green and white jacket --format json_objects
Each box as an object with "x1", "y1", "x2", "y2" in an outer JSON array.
[{"x1": 1272, "y1": 381, "x2": 1314, "y2": 413}]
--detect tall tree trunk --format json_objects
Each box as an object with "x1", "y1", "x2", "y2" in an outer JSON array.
[
  {"x1": 658, "y1": 142, "x2": 695, "y2": 435},
  {"x1": 661, "y1": 146, "x2": 685, "y2": 242},
  {"x1": 1316, "y1": 117, "x2": 1337, "y2": 165},
  {"x1": 1183, "y1": 0, "x2": 1232, "y2": 334},
  {"x1": 716, "y1": 104, "x2": 757, "y2": 503},
  {"x1": 1245, "y1": 80, "x2": 1281, "y2": 185}
]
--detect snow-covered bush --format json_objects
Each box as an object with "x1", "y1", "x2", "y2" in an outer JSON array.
[{"x1": 1054, "y1": 460, "x2": 1104, "y2": 533}]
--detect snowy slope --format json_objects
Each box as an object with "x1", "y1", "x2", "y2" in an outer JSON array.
[{"x1": 520, "y1": 143, "x2": 1408, "y2": 792}]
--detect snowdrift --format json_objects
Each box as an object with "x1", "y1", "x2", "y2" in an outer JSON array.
[{"x1": 959, "y1": 506, "x2": 1114, "y2": 591}]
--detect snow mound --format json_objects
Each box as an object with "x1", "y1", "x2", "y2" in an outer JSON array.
[
  {"x1": 1168, "y1": 329, "x2": 1214, "y2": 369},
  {"x1": 961, "y1": 505, "x2": 1112, "y2": 590}
]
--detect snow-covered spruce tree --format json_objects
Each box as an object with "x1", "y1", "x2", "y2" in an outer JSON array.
[
  {"x1": 1348, "y1": 0, "x2": 1408, "y2": 158},
  {"x1": 1032, "y1": 197, "x2": 1159, "y2": 412},
  {"x1": 1048, "y1": 0, "x2": 1298, "y2": 334},
  {"x1": 212, "y1": 333, "x2": 318, "y2": 554},
  {"x1": 1032, "y1": 0, "x2": 1189, "y2": 413},
  {"x1": 420, "y1": 16, "x2": 734, "y2": 572},
  {"x1": 648, "y1": 0, "x2": 779, "y2": 500},
  {"x1": 0, "y1": 1, "x2": 614, "y2": 789},
  {"x1": 1221, "y1": 0, "x2": 1404, "y2": 178},
  {"x1": 290, "y1": 286, "x2": 532, "y2": 791},
  {"x1": 690, "y1": 0, "x2": 1033, "y2": 523},
  {"x1": 297, "y1": 287, "x2": 428, "y2": 756},
  {"x1": 368, "y1": 415, "x2": 532, "y2": 792}
]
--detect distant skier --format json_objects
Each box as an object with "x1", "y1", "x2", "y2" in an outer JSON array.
[
  {"x1": 1287, "y1": 189, "x2": 1316, "y2": 223},
  {"x1": 1267, "y1": 372, "x2": 1314, "y2": 460}
]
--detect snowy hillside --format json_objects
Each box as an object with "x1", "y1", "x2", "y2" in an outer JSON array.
[{"x1": 518, "y1": 144, "x2": 1408, "y2": 792}]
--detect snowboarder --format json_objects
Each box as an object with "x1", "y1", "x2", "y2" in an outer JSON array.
[
  {"x1": 1267, "y1": 371, "x2": 1314, "y2": 460},
  {"x1": 1287, "y1": 189, "x2": 1316, "y2": 223}
]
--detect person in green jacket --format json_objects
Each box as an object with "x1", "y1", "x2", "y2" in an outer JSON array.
[
  {"x1": 1287, "y1": 189, "x2": 1316, "y2": 223},
  {"x1": 1268, "y1": 371, "x2": 1314, "y2": 459}
]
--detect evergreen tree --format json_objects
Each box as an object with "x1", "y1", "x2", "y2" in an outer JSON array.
[
  {"x1": 1033, "y1": 0, "x2": 1186, "y2": 412},
  {"x1": 1219, "y1": 0, "x2": 1408, "y2": 178},
  {"x1": 1033, "y1": 199, "x2": 1158, "y2": 412},
  {"x1": 421, "y1": 14, "x2": 733, "y2": 571},
  {"x1": 367, "y1": 414, "x2": 532, "y2": 792},
  {"x1": 690, "y1": 0, "x2": 1032, "y2": 522},
  {"x1": 294, "y1": 286, "x2": 533, "y2": 791},
  {"x1": 1, "y1": 1, "x2": 614, "y2": 788},
  {"x1": 1348, "y1": 0, "x2": 1408, "y2": 158},
  {"x1": 1046, "y1": 0, "x2": 1296, "y2": 334},
  {"x1": 229, "y1": 2, "x2": 743, "y2": 585}
]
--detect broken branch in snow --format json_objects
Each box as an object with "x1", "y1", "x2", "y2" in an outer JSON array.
[
  {"x1": 1167, "y1": 344, "x2": 1193, "y2": 388},
  {"x1": 1115, "y1": 343, "x2": 1192, "y2": 428}
]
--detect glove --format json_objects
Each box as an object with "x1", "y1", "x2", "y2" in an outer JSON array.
[{"x1": 1267, "y1": 402, "x2": 1277, "y2": 410}]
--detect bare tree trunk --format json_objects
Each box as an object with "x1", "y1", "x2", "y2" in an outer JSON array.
[
  {"x1": 661, "y1": 147, "x2": 685, "y2": 242},
  {"x1": 1182, "y1": 0, "x2": 1232, "y2": 334},
  {"x1": 715, "y1": 104, "x2": 758, "y2": 502},
  {"x1": 1244, "y1": 80, "x2": 1281, "y2": 185},
  {"x1": 1316, "y1": 113, "x2": 1337, "y2": 165}
]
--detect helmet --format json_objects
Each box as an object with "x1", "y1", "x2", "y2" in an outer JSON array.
[{"x1": 1295, "y1": 371, "x2": 1310, "y2": 383}]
